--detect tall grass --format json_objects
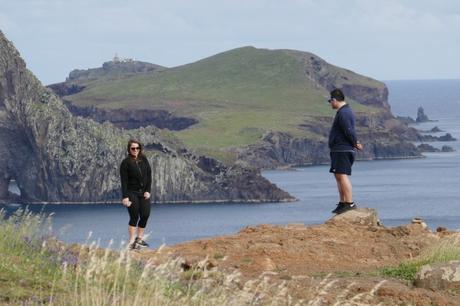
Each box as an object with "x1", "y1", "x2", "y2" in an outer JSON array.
[
  {"x1": 3, "y1": 208, "x2": 437, "y2": 305},
  {"x1": 0, "y1": 208, "x2": 63, "y2": 303},
  {"x1": 379, "y1": 235, "x2": 460, "y2": 282},
  {"x1": 0, "y1": 208, "x2": 297, "y2": 305}
]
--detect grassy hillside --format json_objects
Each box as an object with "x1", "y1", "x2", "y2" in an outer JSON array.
[{"x1": 65, "y1": 47, "x2": 381, "y2": 158}]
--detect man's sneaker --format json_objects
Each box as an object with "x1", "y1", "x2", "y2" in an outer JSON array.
[
  {"x1": 334, "y1": 202, "x2": 357, "y2": 215},
  {"x1": 135, "y1": 237, "x2": 149, "y2": 248},
  {"x1": 332, "y1": 202, "x2": 346, "y2": 214}
]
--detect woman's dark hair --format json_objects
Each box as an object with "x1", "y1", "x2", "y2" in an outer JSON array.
[
  {"x1": 127, "y1": 139, "x2": 145, "y2": 158},
  {"x1": 330, "y1": 88, "x2": 345, "y2": 102}
]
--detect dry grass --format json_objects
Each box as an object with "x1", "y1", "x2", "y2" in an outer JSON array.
[{"x1": 3, "y1": 208, "x2": 445, "y2": 305}]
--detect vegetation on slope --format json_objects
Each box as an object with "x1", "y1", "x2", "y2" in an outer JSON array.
[
  {"x1": 65, "y1": 47, "x2": 380, "y2": 156},
  {"x1": 0, "y1": 208, "x2": 292, "y2": 304}
]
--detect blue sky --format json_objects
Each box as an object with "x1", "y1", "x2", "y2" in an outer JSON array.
[{"x1": 1, "y1": 0, "x2": 459, "y2": 84}]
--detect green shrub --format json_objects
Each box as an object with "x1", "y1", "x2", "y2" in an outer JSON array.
[{"x1": 379, "y1": 237, "x2": 460, "y2": 282}]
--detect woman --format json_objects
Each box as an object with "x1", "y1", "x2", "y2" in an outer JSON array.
[{"x1": 120, "y1": 139, "x2": 152, "y2": 249}]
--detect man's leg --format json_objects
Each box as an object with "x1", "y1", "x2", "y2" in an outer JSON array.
[
  {"x1": 334, "y1": 175, "x2": 345, "y2": 202},
  {"x1": 334, "y1": 173, "x2": 353, "y2": 203}
]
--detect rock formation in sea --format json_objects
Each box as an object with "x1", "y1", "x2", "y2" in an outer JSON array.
[
  {"x1": 416, "y1": 106, "x2": 431, "y2": 123},
  {"x1": 0, "y1": 30, "x2": 294, "y2": 203}
]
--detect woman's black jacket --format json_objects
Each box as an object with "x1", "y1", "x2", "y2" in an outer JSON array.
[{"x1": 120, "y1": 156, "x2": 152, "y2": 198}]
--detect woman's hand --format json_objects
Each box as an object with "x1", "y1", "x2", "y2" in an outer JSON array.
[
  {"x1": 144, "y1": 192, "x2": 151, "y2": 200},
  {"x1": 122, "y1": 197, "x2": 132, "y2": 207}
]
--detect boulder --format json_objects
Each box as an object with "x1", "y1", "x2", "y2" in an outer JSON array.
[
  {"x1": 327, "y1": 207, "x2": 381, "y2": 227},
  {"x1": 414, "y1": 261, "x2": 460, "y2": 290}
]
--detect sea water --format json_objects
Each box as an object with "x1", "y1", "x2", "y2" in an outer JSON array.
[{"x1": 1, "y1": 79, "x2": 459, "y2": 248}]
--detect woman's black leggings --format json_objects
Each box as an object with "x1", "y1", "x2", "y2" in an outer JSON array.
[{"x1": 127, "y1": 191, "x2": 151, "y2": 228}]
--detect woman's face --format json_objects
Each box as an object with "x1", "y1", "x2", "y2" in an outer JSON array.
[{"x1": 129, "y1": 143, "x2": 141, "y2": 158}]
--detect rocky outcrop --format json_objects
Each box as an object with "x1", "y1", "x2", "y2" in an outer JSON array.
[
  {"x1": 326, "y1": 208, "x2": 381, "y2": 226},
  {"x1": 147, "y1": 208, "x2": 444, "y2": 280},
  {"x1": 48, "y1": 60, "x2": 165, "y2": 96},
  {"x1": 0, "y1": 30, "x2": 293, "y2": 203},
  {"x1": 63, "y1": 102, "x2": 198, "y2": 130},
  {"x1": 415, "y1": 261, "x2": 460, "y2": 291},
  {"x1": 418, "y1": 143, "x2": 440, "y2": 152},
  {"x1": 417, "y1": 144, "x2": 455, "y2": 153},
  {"x1": 416, "y1": 106, "x2": 431, "y2": 123},
  {"x1": 429, "y1": 126, "x2": 443, "y2": 133},
  {"x1": 421, "y1": 133, "x2": 457, "y2": 142},
  {"x1": 140, "y1": 209, "x2": 459, "y2": 304},
  {"x1": 396, "y1": 115, "x2": 416, "y2": 124},
  {"x1": 441, "y1": 145, "x2": 455, "y2": 152},
  {"x1": 68, "y1": 60, "x2": 164, "y2": 83},
  {"x1": 47, "y1": 82, "x2": 86, "y2": 97}
]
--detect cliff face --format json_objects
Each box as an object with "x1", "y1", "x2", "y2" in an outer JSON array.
[
  {"x1": 236, "y1": 103, "x2": 421, "y2": 169},
  {"x1": 287, "y1": 50, "x2": 392, "y2": 111},
  {"x1": 63, "y1": 102, "x2": 198, "y2": 130},
  {"x1": 0, "y1": 31, "x2": 293, "y2": 203},
  {"x1": 236, "y1": 129, "x2": 420, "y2": 169}
]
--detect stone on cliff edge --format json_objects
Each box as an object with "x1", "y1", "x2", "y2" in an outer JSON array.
[
  {"x1": 415, "y1": 261, "x2": 460, "y2": 291},
  {"x1": 327, "y1": 208, "x2": 381, "y2": 227}
]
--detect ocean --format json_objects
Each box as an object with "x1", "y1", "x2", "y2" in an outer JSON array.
[{"x1": 2, "y1": 79, "x2": 460, "y2": 248}]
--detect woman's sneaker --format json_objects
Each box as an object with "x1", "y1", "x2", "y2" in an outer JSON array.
[
  {"x1": 129, "y1": 241, "x2": 141, "y2": 250},
  {"x1": 135, "y1": 237, "x2": 149, "y2": 248}
]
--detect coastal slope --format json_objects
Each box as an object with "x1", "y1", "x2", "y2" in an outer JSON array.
[
  {"x1": 56, "y1": 47, "x2": 422, "y2": 168},
  {"x1": 141, "y1": 209, "x2": 460, "y2": 304}
]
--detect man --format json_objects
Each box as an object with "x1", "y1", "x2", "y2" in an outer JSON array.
[{"x1": 328, "y1": 89, "x2": 363, "y2": 214}]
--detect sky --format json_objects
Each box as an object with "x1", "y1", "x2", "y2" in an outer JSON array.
[{"x1": 0, "y1": 0, "x2": 459, "y2": 85}]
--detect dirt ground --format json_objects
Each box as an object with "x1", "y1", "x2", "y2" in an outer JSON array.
[{"x1": 135, "y1": 208, "x2": 460, "y2": 305}]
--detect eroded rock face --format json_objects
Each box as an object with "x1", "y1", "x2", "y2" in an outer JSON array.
[
  {"x1": 0, "y1": 30, "x2": 293, "y2": 203},
  {"x1": 63, "y1": 102, "x2": 198, "y2": 130},
  {"x1": 236, "y1": 129, "x2": 421, "y2": 170},
  {"x1": 415, "y1": 261, "x2": 460, "y2": 291},
  {"x1": 288, "y1": 50, "x2": 392, "y2": 112}
]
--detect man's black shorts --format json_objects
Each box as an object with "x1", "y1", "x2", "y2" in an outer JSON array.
[{"x1": 329, "y1": 151, "x2": 355, "y2": 175}]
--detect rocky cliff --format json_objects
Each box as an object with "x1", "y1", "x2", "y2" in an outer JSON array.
[
  {"x1": 0, "y1": 30, "x2": 293, "y2": 203},
  {"x1": 63, "y1": 102, "x2": 198, "y2": 130},
  {"x1": 236, "y1": 115, "x2": 421, "y2": 169}
]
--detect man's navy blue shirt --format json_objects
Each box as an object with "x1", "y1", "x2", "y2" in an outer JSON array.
[{"x1": 328, "y1": 104, "x2": 357, "y2": 152}]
